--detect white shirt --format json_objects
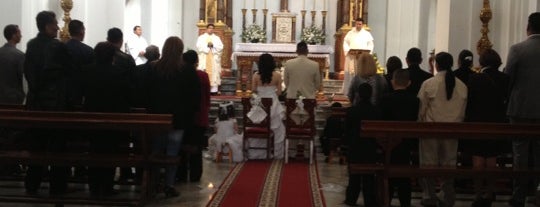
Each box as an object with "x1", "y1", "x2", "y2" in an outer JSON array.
[
  {"x1": 417, "y1": 71, "x2": 468, "y2": 123},
  {"x1": 343, "y1": 28, "x2": 374, "y2": 53},
  {"x1": 126, "y1": 34, "x2": 148, "y2": 65}
]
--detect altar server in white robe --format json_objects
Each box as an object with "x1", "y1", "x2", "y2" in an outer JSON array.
[
  {"x1": 196, "y1": 24, "x2": 223, "y2": 94},
  {"x1": 126, "y1": 25, "x2": 148, "y2": 65},
  {"x1": 342, "y1": 18, "x2": 374, "y2": 95}
]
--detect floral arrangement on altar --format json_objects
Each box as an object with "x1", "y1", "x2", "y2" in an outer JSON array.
[
  {"x1": 241, "y1": 24, "x2": 266, "y2": 43},
  {"x1": 300, "y1": 25, "x2": 325, "y2": 44}
]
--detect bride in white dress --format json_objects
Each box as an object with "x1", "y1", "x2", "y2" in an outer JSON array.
[{"x1": 248, "y1": 54, "x2": 285, "y2": 159}]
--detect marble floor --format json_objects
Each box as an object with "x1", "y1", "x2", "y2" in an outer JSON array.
[{"x1": 1, "y1": 152, "x2": 538, "y2": 207}]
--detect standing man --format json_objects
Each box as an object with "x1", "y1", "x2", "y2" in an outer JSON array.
[
  {"x1": 0, "y1": 24, "x2": 25, "y2": 104},
  {"x1": 24, "y1": 11, "x2": 73, "y2": 195},
  {"x1": 65, "y1": 19, "x2": 94, "y2": 107},
  {"x1": 196, "y1": 24, "x2": 223, "y2": 94},
  {"x1": 284, "y1": 41, "x2": 321, "y2": 99},
  {"x1": 505, "y1": 12, "x2": 540, "y2": 207},
  {"x1": 405, "y1": 47, "x2": 432, "y2": 96},
  {"x1": 342, "y1": 18, "x2": 374, "y2": 95},
  {"x1": 126, "y1": 25, "x2": 148, "y2": 65}
]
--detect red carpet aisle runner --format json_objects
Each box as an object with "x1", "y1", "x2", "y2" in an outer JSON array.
[{"x1": 206, "y1": 160, "x2": 326, "y2": 207}]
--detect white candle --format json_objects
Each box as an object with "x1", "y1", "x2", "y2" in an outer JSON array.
[
  {"x1": 264, "y1": 0, "x2": 267, "y2": 9},
  {"x1": 323, "y1": 0, "x2": 326, "y2": 10},
  {"x1": 303, "y1": 0, "x2": 305, "y2": 10},
  {"x1": 313, "y1": 0, "x2": 316, "y2": 10},
  {"x1": 244, "y1": 0, "x2": 246, "y2": 8},
  {"x1": 253, "y1": 0, "x2": 256, "y2": 8}
]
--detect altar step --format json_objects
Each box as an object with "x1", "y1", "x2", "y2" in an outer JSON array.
[{"x1": 220, "y1": 77, "x2": 237, "y2": 96}]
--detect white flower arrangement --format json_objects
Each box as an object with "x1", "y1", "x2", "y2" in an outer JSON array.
[
  {"x1": 241, "y1": 24, "x2": 266, "y2": 43},
  {"x1": 300, "y1": 25, "x2": 325, "y2": 44}
]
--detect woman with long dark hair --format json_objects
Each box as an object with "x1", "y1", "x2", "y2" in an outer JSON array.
[
  {"x1": 249, "y1": 53, "x2": 285, "y2": 159},
  {"x1": 147, "y1": 36, "x2": 201, "y2": 197},
  {"x1": 417, "y1": 52, "x2": 468, "y2": 207}
]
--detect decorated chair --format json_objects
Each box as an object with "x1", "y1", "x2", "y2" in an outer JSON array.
[
  {"x1": 284, "y1": 98, "x2": 317, "y2": 164},
  {"x1": 241, "y1": 97, "x2": 274, "y2": 160}
]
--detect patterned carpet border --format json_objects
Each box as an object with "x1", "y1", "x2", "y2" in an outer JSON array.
[
  {"x1": 206, "y1": 160, "x2": 326, "y2": 207},
  {"x1": 258, "y1": 160, "x2": 283, "y2": 207},
  {"x1": 310, "y1": 161, "x2": 327, "y2": 207},
  {"x1": 206, "y1": 162, "x2": 244, "y2": 207}
]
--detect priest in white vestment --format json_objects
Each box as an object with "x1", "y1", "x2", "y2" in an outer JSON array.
[
  {"x1": 126, "y1": 25, "x2": 149, "y2": 65},
  {"x1": 342, "y1": 18, "x2": 374, "y2": 95},
  {"x1": 196, "y1": 24, "x2": 223, "y2": 94}
]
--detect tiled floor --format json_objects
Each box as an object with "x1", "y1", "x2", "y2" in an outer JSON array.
[{"x1": 1, "y1": 152, "x2": 539, "y2": 206}]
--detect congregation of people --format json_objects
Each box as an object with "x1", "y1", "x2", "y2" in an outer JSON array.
[
  {"x1": 341, "y1": 12, "x2": 540, "y2": 207},
  {"x1": 0, "y1": 10, "x2": 211, "y2": 198},
  {"x1": 1, "y1": 8, "x2": 540, "y2": 207}
]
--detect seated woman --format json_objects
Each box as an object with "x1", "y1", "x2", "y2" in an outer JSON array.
[{"x1": 248, "y1": 53, "x2": 285, "y2": 159}]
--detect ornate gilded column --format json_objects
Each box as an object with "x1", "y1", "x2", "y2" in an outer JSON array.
[
  {"x1": 217, "y1": 0, "x2": 224, "y2": 22},
  {"x1": 59, "y1": 0, "x2": 73, "y2": 42},
  {"x1": 477, "y1": 0, "x2": 493, "y2": 55},
  {"x1": 200, "y1": 0, "x2": 206, "y2": 21}
]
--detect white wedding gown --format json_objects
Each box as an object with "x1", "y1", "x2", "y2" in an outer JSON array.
[{"x1": 248, "y1": 85, "x2": 285, "y2": 159}]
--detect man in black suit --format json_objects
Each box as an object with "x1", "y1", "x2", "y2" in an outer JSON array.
[
  {"x1": 380, "y1": 69, "x2": 419, "y2": 207},
  {"x1": 24, "y1": 10, "x2": 74, "y2": 195},
  {"x1": 65, "y1": 19, "x2": 93, "y2": 107},
  {"x1": 104, "y1": 28, "x2": 137, "y2": 185},
  {"x1": 404, "y1": 48, "x2": 432, "y2": 96}
]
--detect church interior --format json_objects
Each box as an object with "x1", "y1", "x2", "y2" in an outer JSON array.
[{"x1": 1, "y1": 0, "x2": 540, "y2": 206}]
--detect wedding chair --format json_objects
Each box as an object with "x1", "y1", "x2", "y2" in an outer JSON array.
[
  {"x1": 241, "y1": 97, "x2": 274, "y2": 160},
  {"x1": 284, "y1": 98, "x2": 317, "y2": 164}
]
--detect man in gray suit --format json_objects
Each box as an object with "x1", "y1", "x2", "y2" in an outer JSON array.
[
  {"x1": 284, "y1": 41, "x2": 321, "y2": 99},
  {"x1": 0, "y1": 24, "x2": 25, "y2": 104},
  {"x1": 505, "y1": 12, "x2": 540, "y2": 207}
]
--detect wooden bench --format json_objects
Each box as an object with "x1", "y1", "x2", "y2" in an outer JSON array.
[
  {"x1": 349, "y1": 120, "x2": 540, "y2": 207},
  {"x1": 0, "y1": 108, "x2": 173, "y2": 206}
]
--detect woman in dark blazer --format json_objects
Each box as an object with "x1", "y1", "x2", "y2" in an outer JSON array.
[{"x1": 463, "y1": 49, "x2": 509, "y2": 206}]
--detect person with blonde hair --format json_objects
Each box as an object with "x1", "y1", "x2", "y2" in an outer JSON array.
[{"x1": 347, "y1": 53, "x2": 387, "y2": 106}]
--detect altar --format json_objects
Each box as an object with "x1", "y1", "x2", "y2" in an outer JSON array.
[{"x1": 232, "y1": 43, "x2": 334, "y2": 97}]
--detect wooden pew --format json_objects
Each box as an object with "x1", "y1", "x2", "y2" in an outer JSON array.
[
  {"x1": 349, "y1": 120, "x2": 540, "y2": 207},
  {"x1": 0, "y1": 109, "x2": 173, "y2": 206}
]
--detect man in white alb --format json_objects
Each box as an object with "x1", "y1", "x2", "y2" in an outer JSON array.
[
  {"x1": 126, "y1": 25, "x2": 148, "y2": 65},
  {"x1": 196, "y1": 24, "x2": 223, "y2": 94},
  {"x1": 342, "y1": 18, "x2": 374, "y2": 95}
]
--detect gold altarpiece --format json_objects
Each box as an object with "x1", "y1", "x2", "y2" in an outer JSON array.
[
  {"x1": 334, "y1": 0, "x2": 368, "y2": 79},
  {"x1": 197, "y1": 0, "x2": 234, "y2": 77}
]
